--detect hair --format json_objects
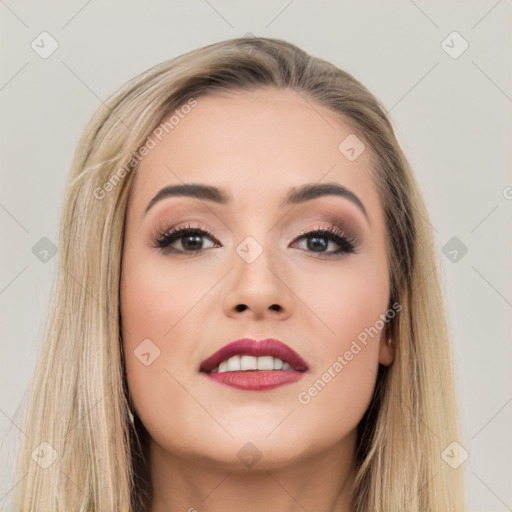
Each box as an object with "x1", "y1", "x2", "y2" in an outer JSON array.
[{"x1": 8, "y1": 36, "x2": 465, "y2": 511}]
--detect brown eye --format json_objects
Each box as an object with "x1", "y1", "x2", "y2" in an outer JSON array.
[{"x1": 154, "y1": 225, "x2": 219, "y2": 255}]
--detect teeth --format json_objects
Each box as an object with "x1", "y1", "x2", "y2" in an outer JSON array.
[
  {"x1": 241, "y1": 355, "x2": 257, "y2": 370},
  {"x1": 227, "y1": 355, "x2": 241, "y2": 371},
  {"x1": 257, "y1": 356, "x2": 274, "y2": 370},
  {"x1": 214, "y1": 355, "x2": 293, "y2": 373}
]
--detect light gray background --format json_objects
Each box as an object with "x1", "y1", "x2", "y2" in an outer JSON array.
[{"x1": 1, "y1": 1, "x2": 511, "y2": 510}]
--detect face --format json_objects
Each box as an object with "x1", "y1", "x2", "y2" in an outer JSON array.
[{"x1": 120, "y1": 88, "x2": 394, "y2": 470}]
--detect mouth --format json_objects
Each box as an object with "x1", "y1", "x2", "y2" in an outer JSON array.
[{"x1": 199, "y1": 337, "x2": 309, "y2": 391}]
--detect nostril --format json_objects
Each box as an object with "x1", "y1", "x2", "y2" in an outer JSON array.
[{"x1": 235, "y1": 304, "x2": 281, "y2": 312}]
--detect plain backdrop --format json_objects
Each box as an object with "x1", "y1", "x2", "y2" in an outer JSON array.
[{"x1": 0, "y1": 1, "x2": 511, "y2": 510}]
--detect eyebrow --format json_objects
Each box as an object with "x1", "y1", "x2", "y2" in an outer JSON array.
[{"x1": 144, "y1": 182, "x2": 369, "y2": 223}]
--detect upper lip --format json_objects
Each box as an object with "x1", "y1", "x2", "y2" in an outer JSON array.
[{"x1": 199, "y1": 337, "x2": 309, "y2": 373}]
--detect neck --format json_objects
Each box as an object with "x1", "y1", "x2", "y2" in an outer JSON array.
[{"x1": 147, "y1": 429, "x2": 357, "y2": 512}]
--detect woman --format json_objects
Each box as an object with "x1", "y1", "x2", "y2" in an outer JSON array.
[{"x1": 11, "y1": 36, "x2": 465, "y2": 511}]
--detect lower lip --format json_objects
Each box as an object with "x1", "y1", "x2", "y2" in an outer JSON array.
[{"x1": 203, "y1": 370, "x2": 305, "y2": 391}]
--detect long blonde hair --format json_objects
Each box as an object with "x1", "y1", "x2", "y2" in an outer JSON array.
[{"x1": 10, "y1": 36, "x2": 465, "y2": 511}]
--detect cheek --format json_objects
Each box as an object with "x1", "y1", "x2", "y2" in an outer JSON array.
[
  {"x1": 299, "y1": 253, "x2": 389, "y2": 357},
  {"x1": 120, "y1": 253, "x2": 178, "y2": 415},
  {"x1": 292, "y1": 255, "x2": 388, "y2": 429},
  {"x1": 120, "y1": 250, "x2": 202, "y2": 345},
  {"x1": 120, "y1": 251, "x2": 212, "y2": 437}
]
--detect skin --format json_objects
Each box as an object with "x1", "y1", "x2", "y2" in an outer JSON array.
[{"x1": 120, "y1": 88, "x2": 394, "y2": 512}]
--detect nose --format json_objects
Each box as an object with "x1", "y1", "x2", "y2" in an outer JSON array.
[{"x1": 222, "y1": 240, "x2": 294, "y2": 321}]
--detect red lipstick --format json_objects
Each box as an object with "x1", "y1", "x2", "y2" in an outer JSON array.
[{"x1": 199, "y1": 337, "x2": 308, "y2": 391}]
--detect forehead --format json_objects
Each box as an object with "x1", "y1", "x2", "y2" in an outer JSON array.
[{"x1": 129, "y1": 88, "x2": 382, "y2": 221}]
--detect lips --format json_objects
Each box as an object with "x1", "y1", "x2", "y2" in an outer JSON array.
[
  {"x1": 199, "y1": 337, "x2": 309, "y2": 373},
  {"x1": 199, "y1": 337, "x2": 309, "y2": 391}
]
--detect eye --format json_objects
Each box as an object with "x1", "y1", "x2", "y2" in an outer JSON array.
[
  {"x1": 291, "y1": 225, "x2": 359, "y2": 257},
  {"x1": 152, "y1": 223, "x2": 359, "y2": 257},
  {"x1": 153, "y1": 224, "x2": 220, "y2": 255}
]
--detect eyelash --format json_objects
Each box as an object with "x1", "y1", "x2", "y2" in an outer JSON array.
[{"x1": 153, "y1": 223, "x2": 359, "y2": 258}]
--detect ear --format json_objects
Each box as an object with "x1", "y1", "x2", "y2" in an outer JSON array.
[{"x1": 378, "y1": 323, "x2": 395, "y2": 366}]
